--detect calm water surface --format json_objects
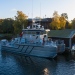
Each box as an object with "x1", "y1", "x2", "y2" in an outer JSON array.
[{"x1": 0, "y1": 50, "x2": 75, "y2": 75}]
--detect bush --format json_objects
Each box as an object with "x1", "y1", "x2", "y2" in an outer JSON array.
[{"x1": 0, "y1": 34, "x2": 14, "y2": 40}]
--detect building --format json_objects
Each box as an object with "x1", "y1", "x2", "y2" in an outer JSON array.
[
  {"x1": 27, "y1": 18, "x2": 52, "y2": 29},
  {"x1": 48, "y1": 29, "x2": 75, "y2": 50}
]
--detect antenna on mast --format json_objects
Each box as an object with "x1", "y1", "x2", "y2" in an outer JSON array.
[
  {"x1": 39, "y1": 2, "x2": 41, "y2": 24},
  {"x1": 32, "y1": 0, "x2": 33, "y2": 20},
  {"x1": 40, "y1": 2, "x2": 41, "y2": 18},
  {"x1": 32, "y1": 0, "x2": 33, "y2": 28}
]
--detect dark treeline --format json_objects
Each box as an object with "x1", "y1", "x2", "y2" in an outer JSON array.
[{"x1": 0, "y1": 18, "x2": 14, "y2": 34}]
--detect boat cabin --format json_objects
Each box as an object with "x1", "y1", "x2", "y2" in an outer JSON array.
[{"x1": 22, "y1": 23, "x2": 50, "y2": 44}]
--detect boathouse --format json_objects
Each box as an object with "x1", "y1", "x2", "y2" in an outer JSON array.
[{"x1": 48, "y1": 29, "x2": 75, "y2": 50}]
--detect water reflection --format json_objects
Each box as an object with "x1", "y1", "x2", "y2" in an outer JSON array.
[
  {"x1": 0, "y1": 51, "x2": 75, "y2": 75},
  {"x1": 43, "y1": 68, "x2": 49, "y2": 75}
]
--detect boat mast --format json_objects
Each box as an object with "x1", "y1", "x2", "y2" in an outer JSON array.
[
  {"x1": 40, "y1": 2, "x2": 41, "y2": 19},
  {"x1": 39, "y1": 2, "x2": 41, "y2": 25},
  {"x1": 32, "y1": 0, "x2": 33, "y2": 28}
]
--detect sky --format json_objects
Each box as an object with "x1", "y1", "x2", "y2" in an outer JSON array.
[{"x1": 0, "y1": 0, "x2": 75, "y2": 21}]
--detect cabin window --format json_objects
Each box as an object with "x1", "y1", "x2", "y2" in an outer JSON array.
[
  {"x1": 33, "y1": 25, "x2": 36, "y2": 28},
  {"x1": 44, "y1": 31, "x2": 46, "y2": 34},
  {"x1": 32, "y1": 31, "x2": 36, "y2": 34},
  {"x1": 41, "y1": 31, "x2": 44, "y2": 34},
  {"x1": 27, "y1": 32, "x2": 31, "y2": 34},
  {"x1": 40, "y1": 31, "x2": 46, "y2": 34},
  {"x1": 36, "y1": 32, "x2": 40, "y2": 35},
  {"x1": 32, "y1": 35, "x2": 35, "y2": 36}
]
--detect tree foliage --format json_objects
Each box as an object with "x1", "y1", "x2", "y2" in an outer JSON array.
[
  {"x1": 50, "y1": 11, "x2": 60, "y2": 29},
  {"x1": 13, "y1": 11, "x2": 28, "y2": 34},
  {"x1": 50, "y1": 11, "x2": 67, "y2": 30},
  {"x1": 50, "y1": 18, "x2": 60, "y2": 30},
  {"x1": 0, "y1": 19, "x2": 3, "y2": 33},
  {"x1": 71, "y1": 18, "x2": 75, "y2": 29},
  {"x1": 0, "y1": 18, "x2": 14, "y2": 33},
  {"x1": 59, "y1": 16, "x2": 66, "y2": 29},
  {"x1": 65, "y1": 21, "x2": 72, "y2": 29},
  {"x1": 61, "y1": 13, "x2": 68, "y2": 20},
  {"x1": 15, "y1": 11, "x2": 28, "y2": 21}
]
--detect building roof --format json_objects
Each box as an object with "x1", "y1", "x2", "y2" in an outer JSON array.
[{"x1": 48, "y1": 29, "x2": 75, "y2": 38}]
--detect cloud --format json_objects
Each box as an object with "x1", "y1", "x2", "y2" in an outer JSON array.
[{"x1": 11, "y1": 8, "x2": 17, "y2": 12}]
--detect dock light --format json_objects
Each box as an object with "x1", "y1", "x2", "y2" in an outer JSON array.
[
  {"x1": 32, "y1": 20, "x2": 35, "y2": 23},
  {"x1": 46, "y1": 29, "x2": 50, "y2": 34},
  {"x1": 43, "y1": 68, "x2": 49, "y2": 75},
  {"x1": 45, "y1": 29, "x2": 50, "y2": 32}
]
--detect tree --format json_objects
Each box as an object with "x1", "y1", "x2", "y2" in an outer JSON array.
[
  {"x1": 0, "y1": 19, "x2": 3, "y2": 33},
  {"x1": 50, "y1": 11, "x2": 67, "y2": 30},
  {"x1": 50, "y1": 18, "x2": 60, "y2": 30},
  {"x1": 53, "y1": 11, "x2": 60, "y2": 17},
  {"x1": 68, "y1": 22, "x2": 72, "y2": 29},
  {"x1": 14, "y1": 11, "x2": 28, "y2": 34},
  {"x1": 50, "y1": 11, "x2": 60, "y2": 30},
  {"x1": 0, "y1": 18, "x2": 14, "y2": 33},
  {"x1": 61, "y1": 13, "x2": 68, "y2": 20},
  {"x1": 65, "y1": 21, "x2": 72, "y2": 29},
  {"x1": 59, "y1": 16, "x2": 66, "y2": 29},
  {"x1": 15, "y1": 11, "x2": 28, "y2": 21},
  {"x1": 71, "y1": 18, "x2": 75, "y2": 29}
]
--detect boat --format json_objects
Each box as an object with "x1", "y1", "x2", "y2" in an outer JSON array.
[{"x1": 1, "y1": 22, "x2": 57, "y2": 58}]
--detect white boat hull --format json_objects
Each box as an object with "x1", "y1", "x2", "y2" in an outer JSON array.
[{"x1": 1, "y1": 44, "x2": 57, "y2": 58}]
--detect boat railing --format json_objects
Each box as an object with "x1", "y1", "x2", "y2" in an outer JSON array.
[
  {"x1": 1, "y1": 39, "x2": 8, "y2": 46},
  {"x1": 7, "y1": 37, "x2": 58, "y2": 47}
]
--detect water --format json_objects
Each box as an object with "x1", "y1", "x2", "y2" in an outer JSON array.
[{"x1": 0, "y1": 50, "x2": 75, "y2": 75}]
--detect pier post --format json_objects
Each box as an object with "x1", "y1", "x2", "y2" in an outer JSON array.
[{"x1": 69, "y1": 38, "x2": 71, "y2": 50}]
